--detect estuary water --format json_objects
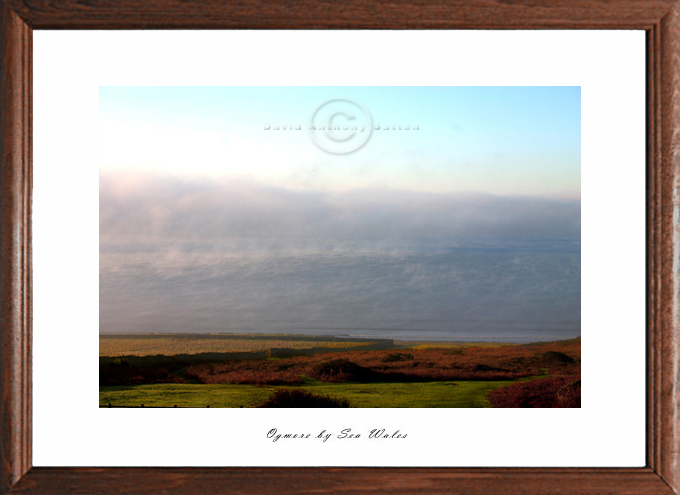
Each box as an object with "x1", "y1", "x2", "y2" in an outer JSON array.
[{"x1": 99, "y1": 238, "x2": 580, "y2": 343}]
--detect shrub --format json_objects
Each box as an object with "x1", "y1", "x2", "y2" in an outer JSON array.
[
  {"x1": 257, "y1": 388, "x2": 351, "y2": 408},
  {"x1": 99, "y1": 365, "x2": 182, "y2": 386},
  {"x1": 472, "y1": 363, "x2": 507, "y2": 372},
  {"x1": 184, "y1": 362, "x2": 303, "y2": 385},
  {"x1": 537, "y1": 351, "x2": 575, "y2": 365},
  {"x1": 489, "y1": 376, "x2": 580, "y2": 408},
  {"x1": 556, "y1": 379, "x2": 581, "y2": 407},
  {"x1": 381, "y1": 352, "x2": 414, "y2": 363},
  {"x1": 100, "y1": 336, "x2": 580, "y2": 387},
  {"x1": 310, "y1": 358, "x2": 374, "y2": 382}
]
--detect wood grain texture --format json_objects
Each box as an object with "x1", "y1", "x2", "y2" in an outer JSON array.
[
  {"x1": 1, "y1": 0, "x2": 677, "y2": 30},
  {"x1": 649, "y1": 18, "x2": 664, "y2": 481},
  {"x1": 0, "y1": 0, "x2": 678, "y2": 494},
  {"x1": 657, "y1": 1, "x2": 680, "y2": 490},
  {"x1": 0, "y1": 1, "x2": 30, "y2": 493},
  {"x1": 6, "y1": 468, "x2": 676, "y2": 495}
]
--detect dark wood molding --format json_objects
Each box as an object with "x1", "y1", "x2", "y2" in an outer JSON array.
[
  {"x1": 0, "y1": 0, "x2": 675, "y2": 30},
  {"x1": 654, "y1": 2, "x2": 680, "y2": 491},
  {"x1": 0, "y1": 1, "x2": 676, "y2": 494},
  {"x1": 6, "y1": 468, "x2": 677, "y2": 495},
  {"x1": 0, "y1": 1, "x2": 31, "y2": 493}
]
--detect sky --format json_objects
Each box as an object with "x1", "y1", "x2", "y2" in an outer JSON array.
[{"x1": 99, "y1": 86, "x2": 580, "y2": 197}]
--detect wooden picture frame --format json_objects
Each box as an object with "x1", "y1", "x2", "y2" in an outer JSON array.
[{"x1": 0, "y1": 1, "x2": 675, "y2": 493}]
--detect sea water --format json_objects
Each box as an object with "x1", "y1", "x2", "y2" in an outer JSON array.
[{"x1": 99, "y1": 238, "x2": 580, "y2": 343}]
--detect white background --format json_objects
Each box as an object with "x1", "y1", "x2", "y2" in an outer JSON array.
[{"x1": 32, "y1": 30, "x2": 645, "y2": 467}]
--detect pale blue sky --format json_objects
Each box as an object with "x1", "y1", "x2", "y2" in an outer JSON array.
[{"x1": 99, "y1": 86, "x2": 580, "y2": 196}]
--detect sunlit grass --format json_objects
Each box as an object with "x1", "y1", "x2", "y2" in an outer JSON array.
[{"x1": 99, "y1": 379, "x2": 520, "y2": 408}]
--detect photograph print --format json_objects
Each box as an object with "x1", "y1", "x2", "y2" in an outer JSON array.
[{"x1": 99, "y1": 86, "x2": 581, "y2": 408}]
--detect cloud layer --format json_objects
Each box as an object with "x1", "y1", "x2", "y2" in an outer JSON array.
[{"x1": 100, "y1": 172, "x2": 580, "y2": 243}]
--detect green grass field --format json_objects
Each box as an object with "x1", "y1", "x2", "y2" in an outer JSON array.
[{"x1": 99, "y1": 379, "x2": 519, "y2": 408}]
